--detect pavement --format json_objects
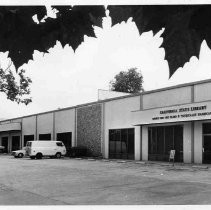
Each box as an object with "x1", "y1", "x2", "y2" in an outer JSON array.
[{"x1": 0, "y1": 155, "x2": 211, "y2": 205}]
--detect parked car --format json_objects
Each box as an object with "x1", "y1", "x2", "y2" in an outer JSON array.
[
  {"x1": 69, "y1": 146, "x2": 87, "y2": 157},
  {"x1": 12, "y1": 147, "x2": 26, "y2": 158},
  {"x1": 26, "y1": 140, "x2": 66, "y2": 159}
]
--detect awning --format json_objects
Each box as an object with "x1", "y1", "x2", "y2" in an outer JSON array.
[{"x1": 0, "y1": 122, "x2": 21, "y2": 132}]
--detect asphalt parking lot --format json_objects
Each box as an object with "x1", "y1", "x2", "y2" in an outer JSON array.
[{"x1": 0, "y1": 155, "x2": 211, "y2": 205}]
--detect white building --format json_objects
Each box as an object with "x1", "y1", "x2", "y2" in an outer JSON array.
[{"x1": 1, "y1": 79, "x2": 211, "y2": 164}]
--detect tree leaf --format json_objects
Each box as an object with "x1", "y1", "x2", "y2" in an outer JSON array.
[
  {"x1": 0, "y1": 6, "x2": 105, "y2": 70},
  {"x1": 108, "y1": 5, "x2": 211, "y2": 77}
]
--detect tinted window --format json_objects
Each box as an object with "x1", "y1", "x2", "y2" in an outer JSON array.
[
  {"x1": 203, "y1": 123, "x2": 211, "y2": 134},
  {"x1": 56, "y1": 142, "x2": 63, "y2": 147},
  {"x1": 39, "y1": 134, "x2": 51, "y2": 140},
  {"x1": 24, "y1": 135, "x2": 34, "y2": 146},
  {"x1": 109, "y1": 128, "x2": 134, "y2": 160}
]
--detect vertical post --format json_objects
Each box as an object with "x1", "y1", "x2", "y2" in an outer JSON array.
[
  {"x1": 21, "y1": 119, "x2": 23, "y2": 148},
  {"x1": 53, "y1": 112, "x2": 55, "y2": 140},
  {"x1": 142, "y1": 126, "x2": 148, "y2": 161},
  {"x1": 194, "y1": 121, "x2": 203, "y2": 164},
  {"x1": 35, "y1": 115, "x2": 38, "y2": 140},
  {"x1": 183, "y1": 122, "x2": 192, "y2": 163},
  {"x1": 135, "y1": 126, "x2": 141, "y2": 160},
  {"x1": 74, "y1": 107, "x2": 77, "y2": 147}
]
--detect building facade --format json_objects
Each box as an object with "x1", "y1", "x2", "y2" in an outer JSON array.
[{"x1": 1, "y1": 79, "x2": 211, "y2": 164}]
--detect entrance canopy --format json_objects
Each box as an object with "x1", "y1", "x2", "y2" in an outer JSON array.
[
  {"x1": 132, "y1": 101, "x2": 211, "y2": 125},
  {"x1": 0, "y1": 122, "x2": 21, "y2": 132}
]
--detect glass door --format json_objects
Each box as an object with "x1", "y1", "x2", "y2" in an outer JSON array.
[
  {"x1": 148, "y1": 125, "x2": 183, "y2": 162},
  {"x1": 2, "y1": 137, "x2": 8, "y2": 153},
  {"x1": 202, "y1": 123, "x2": 211, "y2": 163}
]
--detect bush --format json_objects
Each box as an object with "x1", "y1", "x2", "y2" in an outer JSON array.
[{"x1": 68, "y1": 146, "x2": 88, "y2": 157}]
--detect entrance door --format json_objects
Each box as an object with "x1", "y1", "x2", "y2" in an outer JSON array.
[
  {"x1": 12, "y1": 136, "x2": 20, "y2": 151},
  {"x1": 203, "y1": 136, "x2": 211, "y2": 164},
  {"x1": 202, "y1": 123, "x2": 211, "y2": 164},
  {"x1": 57, "y1": 132, "x2": 72, "y2": 155},
  {"x1": 2, "y1": 137, "x2": 8, "y2": 153},
  {"x1": 148, "y1": 125, "x2": 183, "y2": 162}
]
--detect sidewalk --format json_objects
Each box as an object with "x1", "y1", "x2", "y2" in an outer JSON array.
[{"x1": 72, "y1": 157, "x2": 211, "y2": 170}]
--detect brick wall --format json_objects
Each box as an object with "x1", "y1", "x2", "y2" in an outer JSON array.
[{"x1": 77, "y1": 104, "x2": 102, "y2": 156}]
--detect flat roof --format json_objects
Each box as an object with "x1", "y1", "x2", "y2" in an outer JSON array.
[{"x1": 1, "y1": 78, "x2": 211, "y2": 123}]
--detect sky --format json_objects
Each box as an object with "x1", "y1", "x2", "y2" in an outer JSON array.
[{"x1": 1, "y1": 7, "x2": 211, "y2": 119}]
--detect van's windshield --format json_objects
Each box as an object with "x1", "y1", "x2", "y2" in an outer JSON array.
[
  {"x1": 56, "y1": 142, "x2": 63, "y2": 147},
  {"x1": 26, "y1": 142, "x2": 32, "y2": 147}
]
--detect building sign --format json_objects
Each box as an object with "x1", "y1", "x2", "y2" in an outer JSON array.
[{"x1": 132, "y1": 101, "x2": 211, "y2": 125}]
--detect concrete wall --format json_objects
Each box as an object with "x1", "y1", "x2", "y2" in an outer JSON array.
[
  {"x1": 194, "y1": 82, "x2": 211, "y2": 102},
  {"x1": 104, "y1": 96, "x2": 140, "y2": 158},
  {"x1": 37, "y1": 113, "x2": 54, "y2": 139},
  {"x1": 55, "y1": 109, "x2": 76, "y2": 147},
  {"x1": 77, "y1": 104, "x2": 102, "y2": 156},
  {"x1": 143, "y1": 86, "x2": 192, "y2": 109},
  {"x1": 22, "y1": 116, "x2": 36, "y2": 136}
]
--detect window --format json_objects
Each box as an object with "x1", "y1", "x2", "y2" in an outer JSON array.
[
  {"x1": 12, "y1": 136, "x2": 20, "y2": 151},
  {"x1": 24, "y1": 135, "x2": 34, "y2": 146},
  {"x1": 56, "y1": 142, "x2": 63, "y2": 147},
  {"x1": 109, "y1": 128, "x2": 134, "y2": 160},
  {"x1": 202, "y1": 123, "x2": 211, "y2": 163},
  {"x1": 39, "y1": 133, "x2": 51, "y2": 140},
  {"x1": 203, "y1": 123, "x2": 211, "y2": 134},
  {"x1": 148, "y1": 125, "x2": 183, "y2": 162}
]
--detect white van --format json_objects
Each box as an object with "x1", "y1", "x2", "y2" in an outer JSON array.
[{"x1": 26, "y1": 140, "x2": 66, "y2": 159}]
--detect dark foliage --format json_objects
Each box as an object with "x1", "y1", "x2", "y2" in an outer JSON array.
[
  {"x1": 0, "y1": 5, "x2": 105, "y2": 104},
  {"x1": 0, "y1": 6, "x2": 106, "y2": 69},
  {"x1": 0, "y1": 66, "x2": 32, "y2": 105},
  {"x1": 108, "y1": 5, "x2": 211, "y2": 77}
]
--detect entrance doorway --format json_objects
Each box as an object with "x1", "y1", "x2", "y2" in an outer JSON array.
[
  {"x1": 203, "y1": 123, "x2": 211, "y2": 164},
  {"x1": 57, "y1": 132, "x2": 72, "y2": 155},
  {"x1": 148, "y1": 125, "x2": 183, "y2": 162},
  {"x1": 2, "y1": 137, "x2": 8, "y2": 153},
  {"x1": 12, "y1": 136, "x2": 20, "y2": 151}
]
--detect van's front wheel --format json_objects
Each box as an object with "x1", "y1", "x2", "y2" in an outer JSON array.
[{"x1": 55, "y1": 152, "x2": 61, "y2": 159}]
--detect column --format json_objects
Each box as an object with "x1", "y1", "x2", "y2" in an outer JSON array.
[
  {"x1": 104, "y1": 129, "x2": 109, "y2": 159},
  {"x1": 142, "y1": 125, "x2": 148, "y2": 161},
  {"x1": 194, "y1": 121, "x2": 203, "y2": 164},
  {"x1": 135, "y1": 126, "x2": 141, "y2": 160},
  {"x1": 183, "y1": 122, "x2": 192, "y2": 163}
]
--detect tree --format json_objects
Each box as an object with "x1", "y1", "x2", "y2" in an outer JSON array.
[
  {"x1": 0, "y1": 64, "x2": 32, "y2": 105},
  {"x1": 0, "y1": 5, "x2": 105, "y2": 104},
  {"x1": 110, "y1": 68, "x2": 144, "y2": 93}
]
